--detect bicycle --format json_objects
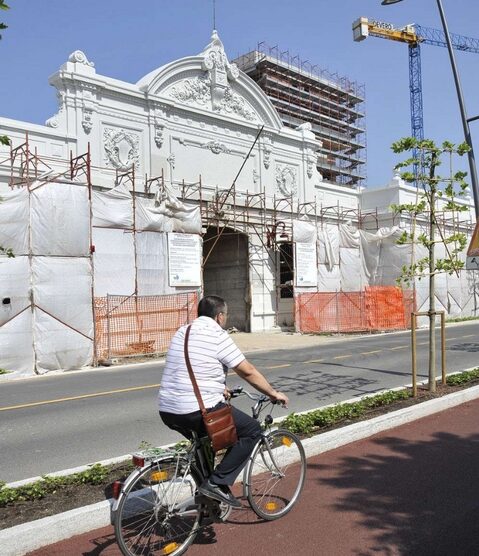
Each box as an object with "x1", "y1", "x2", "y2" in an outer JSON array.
[{"x1": 112, "y1": 387, "x2": 307, "y2": 556}]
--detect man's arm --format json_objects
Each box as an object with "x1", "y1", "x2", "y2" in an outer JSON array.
[{"x1": 233, "y1": 359, "x2": 289, "y2": 406}]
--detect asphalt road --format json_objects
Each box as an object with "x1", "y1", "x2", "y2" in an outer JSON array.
[{"x1": 1, "y1": 322, "x2": 478, "y2": 484}]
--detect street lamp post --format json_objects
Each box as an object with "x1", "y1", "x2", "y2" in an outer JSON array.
[{"x1": 382, "y1": 0, "x2": 479, "y2": 219}]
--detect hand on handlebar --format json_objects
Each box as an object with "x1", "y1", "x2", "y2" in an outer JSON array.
[{"x1": 270, "y1": 391, "x2": 289, "y2": 407}]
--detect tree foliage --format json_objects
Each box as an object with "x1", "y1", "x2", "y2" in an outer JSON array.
[{"x1": 390, "y1": 137, "x2": 470, "y2": 286}]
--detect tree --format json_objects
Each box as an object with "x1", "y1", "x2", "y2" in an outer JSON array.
[
  {"x1": 0, "y1": 1, "x2": 10, "y2": 146},
  {"x1": 391, "y1": 138, "x2": 470, "y2": 392}
]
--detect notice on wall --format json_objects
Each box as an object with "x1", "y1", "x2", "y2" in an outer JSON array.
[
  {"x1": 168, "y1": 233, "x2": 202, "y2": 287},
  {"x1": 295, "y1": 242, "x2": 317, "y2": 287}
]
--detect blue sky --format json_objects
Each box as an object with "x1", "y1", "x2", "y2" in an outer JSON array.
[{"x1": 1, "y1": 0, "x2": 478, "y2": 188}]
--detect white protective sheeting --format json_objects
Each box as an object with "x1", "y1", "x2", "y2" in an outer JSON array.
[
  {"x1": 317, "y1": 225, "x2": 340, "y2": 270},
  {"x1": 31, "y1": 182, "x2": 90, "y2": 256},
  {"x1": 340, "y1": 247, "x2": 365, "y2": 291},
  {"x1": 0, "y1": 188, "x2": 29, "y2": 255},
  {"x1": 339, "y1": 223, "x2": 360, "y2": 248},
  {"x1": 92, "y1": 182, "x2": 133, "y2": 228},
  {"x1": 318, "y1": 263, "x2": 341, "y2": 291},
  {"x1": 34, "y1": 309, "x2": 93, "y2": 374},
  {"x1": 136, "y1": 198, "x2": 174, "y2": 232},
  {"x1": 0, "y1": 256, "x2": 30, "y2": 327},
  {"x1": 154, "y1": 183, "x2": 202, "y2": 234},
  {"x1": 93, "y1": 227, "x2": 135, "y2": 296},
  {"x1": 293, "y1": 219, "x2": 316, "y2": 243},
  {"x1": 462, "y1": 271, "x2": 479, "y2": 316},
  {"x1": 32, "y1": 257, "x2": 93, "y2": 373},
  {"x1": 0, "y1": 309, "x2": 34, "y2": 377},
  {"x1": 136, "y1": 231, "x2": 177, "y2": 295},
  {"x1": 447, "y1": 271, "x2": 463, "y2": 317}
]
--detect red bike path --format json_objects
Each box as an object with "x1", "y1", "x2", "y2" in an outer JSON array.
[{"x1": 26, "y1": 398, "x2": 479, "y2": 556}]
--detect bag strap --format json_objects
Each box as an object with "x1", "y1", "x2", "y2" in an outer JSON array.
[{"x1": 184, "y1": 324, "x2": 207, "y2": 417}]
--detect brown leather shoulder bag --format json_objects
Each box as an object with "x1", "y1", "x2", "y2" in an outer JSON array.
[{"x1": 184, "y1": 324, "x2": 238, "y2": 452}]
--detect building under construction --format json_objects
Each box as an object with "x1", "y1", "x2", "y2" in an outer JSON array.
[
  {"x1": 234, "y1": 43, "x2": 366, "y2": 188},
  {"x1": 0, "y1": 31, "x2": 476, "y2": 378}
]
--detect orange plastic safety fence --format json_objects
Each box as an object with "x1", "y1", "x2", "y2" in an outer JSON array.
[
  {"x1": 295, "y1": 287, "x2": 415, "y2": 334},
  {"x1": 94, "y1": 292, "x2": 198, "y2": 360}
]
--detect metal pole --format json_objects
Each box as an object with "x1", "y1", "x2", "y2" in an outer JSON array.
[
  {"x1": 411, "y1": 312, "x2": 417, "y2": 397},
  {"x1": 440, "y1": 310, "x2": 446, "y2": 385},
  {"x1": 436, "y1": 0, "x2": 479, "y2": 218}
]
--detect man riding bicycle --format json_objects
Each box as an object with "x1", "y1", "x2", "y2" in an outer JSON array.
[{"x1": 158, "y1": 295, "x2": 289, "y2": 508}]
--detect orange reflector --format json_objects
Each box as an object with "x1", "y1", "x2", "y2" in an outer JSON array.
[
  {"x1": 265, "y1": 502, "x2": 278, "y2": 511},
  {"x1": 163, "y1": 542, "x2": 179, "y2": 554},
  {"x1": 282, "y1": 436, "x2": 293, "y2": 447},
  {"x1": 150, "y1": 470, "x2": 168, "y2": 482}
]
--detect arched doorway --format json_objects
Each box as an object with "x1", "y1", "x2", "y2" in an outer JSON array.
[{"x1": 202, "y1": 226, "x2": 250, "y2": 331}]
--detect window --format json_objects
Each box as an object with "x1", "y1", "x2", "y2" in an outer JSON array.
[{"x1": 279, "y1": 242, "x2": 294, "y2": 299}]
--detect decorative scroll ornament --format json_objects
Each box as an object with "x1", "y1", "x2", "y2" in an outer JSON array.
[
  {"x1": 46, "y1": 91, "x2": 66, "y2": 128},
  {"x1": 275, "y1": 164, "x2": 297, "y2": 196},
  {"x1": 203, "y1": 140, "x2": 230, "y2": 155},
  {"x1": 103, "y1": 128, "x2": 140, "y2": 171},
  {"x1": 154, "y1": 123, "x2": 164, "y2": 149},
  {"x1": 68, "y1": 50, "x2": 95, "y2": 67},
  {"x1": 263, "y1": 146, "x2": 271, "y2": 169}
]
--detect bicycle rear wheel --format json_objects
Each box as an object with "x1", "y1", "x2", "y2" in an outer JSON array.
[
  {"x1": 115, "y1": 456, "x2": 201, "y2": 556},
  {"x1": 244, "y1": 429, "x2": 306, "y2": 520}
]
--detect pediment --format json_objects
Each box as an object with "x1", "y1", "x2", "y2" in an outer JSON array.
[{"x1": 137, "y1": 31, "x2": 283, "y2": 129}]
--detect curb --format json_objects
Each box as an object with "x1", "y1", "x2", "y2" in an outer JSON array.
[{"x1": 2, "y1": 383, "x2": 479, "y2": 556}]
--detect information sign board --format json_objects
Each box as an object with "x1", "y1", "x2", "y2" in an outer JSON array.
[
  {"x1": 167, "y1": 233, "x2": 202, "y2": 287},
  {"x1": 295, "y1": 242, "x2": 317, "y2": 287}
]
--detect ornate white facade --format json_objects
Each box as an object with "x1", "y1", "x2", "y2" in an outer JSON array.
[{"x1": 0, "y1": 30, "x2": 359, "y2": 211}]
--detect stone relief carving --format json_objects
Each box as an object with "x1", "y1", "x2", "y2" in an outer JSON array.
[
  {"x1": 304, "y1": 146, "x2": 319, "y2": 179},
  {"x1": 201, "y1": 30, "x2": 239, "y2": 111},
  {"x1": 168, "y1": 31, "x2": 257, "y2": 122},
  {"x1": 82, "y1": 109, "x2": 93, "y2": 134},
  {"x1": 103, "y1": 128, "x2": 140, "y2": 171},
  {"x1": 170, "y1": 75, "x2": 211, "y2": 106},
  {"x1": 167, "y1": 153, "x2": 176, "y2": 169},
  {"x1": 68, "y1": 50, "x2": 95, "y2": 67},
  {"x1": 170, "y1": 76, "x2": 256, "y2": 121},
  {"x1": 263, "y1": 148, "x2": 271, "y2": 169},
  {"x1": 203, "y1": 140, "x2": 230, "y2": 155},
  {"x1": 275, "y1": 164, "x2": 297, "y2": 196},
  {"x1": 154, "y1": 123, "x2": 164, "y2": 149},
  {"x1": 219, "y1": 87, "x2": 256, "y2": 121},
  {"x1": 253, "y1": 169, "x2": 259, "y2": 184}
]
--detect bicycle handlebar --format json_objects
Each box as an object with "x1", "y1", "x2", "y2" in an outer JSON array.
[{"x1": 228, "y1": 386, "x2": 286, "y2": 421}]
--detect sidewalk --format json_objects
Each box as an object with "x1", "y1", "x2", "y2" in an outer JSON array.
[{"x1": 22, "y1": 393, "x2": 479, "y2": 556}]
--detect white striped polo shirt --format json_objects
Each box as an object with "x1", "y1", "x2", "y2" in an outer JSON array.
[{"x1": 158, "y1": 316, "x2": 245, "y2": 414}]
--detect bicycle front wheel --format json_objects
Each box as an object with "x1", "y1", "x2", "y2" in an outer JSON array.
[
  {"x1": 244, "y1": 429, "x2": 306, "y2": 520},
  {"x1": 115, "y1": 456, "x2": 201, "y2": 556}
]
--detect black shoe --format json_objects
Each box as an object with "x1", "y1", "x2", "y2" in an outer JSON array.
[{"x1": 198, "y1": 479, "x2": 242, "y2": 508}]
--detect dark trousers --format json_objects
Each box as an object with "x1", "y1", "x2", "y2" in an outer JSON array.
[{"x1": 160, "y1": 403, "x2": 262, "y2": 486}]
